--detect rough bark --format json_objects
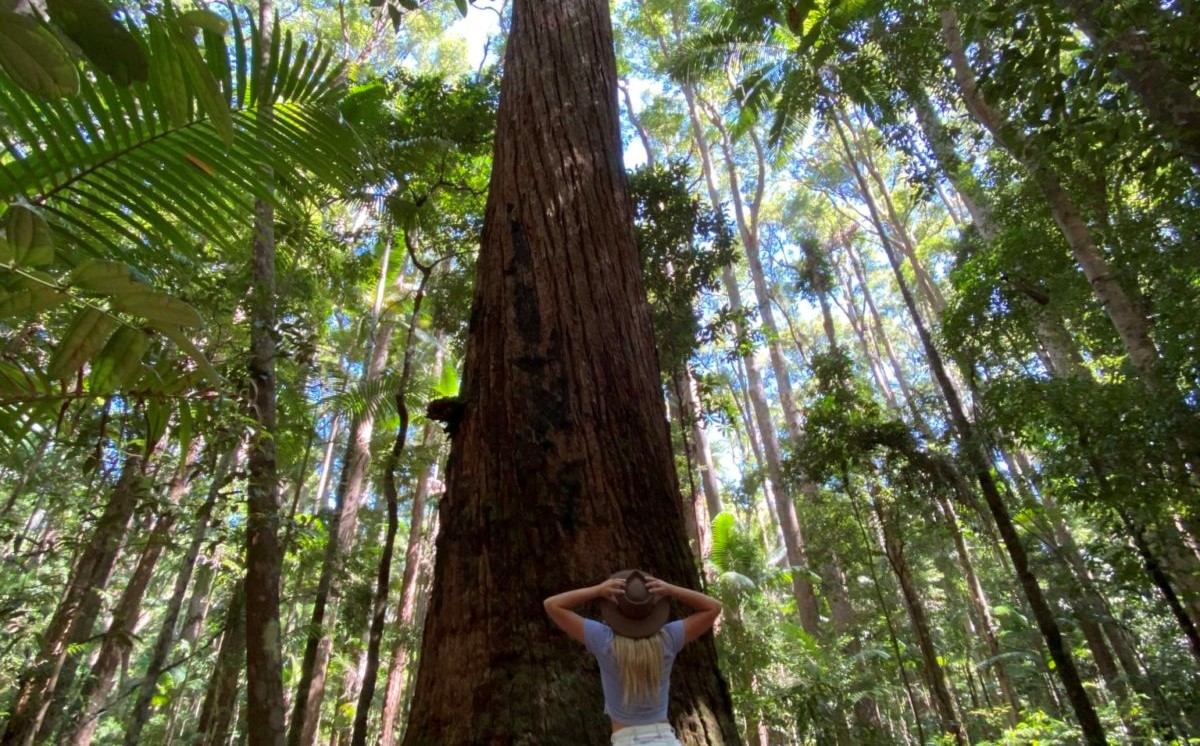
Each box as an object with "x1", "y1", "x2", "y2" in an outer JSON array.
[
  {"x1": 832, "y1": 111, "x2": 1109, "y2": 744},
  {"x1": 398, "y1": 0, "x2": 740, "y2": 740},
  {"x1": 0, "y1": 446, "x2": 152, "y2": 746},
  {"x1": 244, "y1": 0, "x2": 285, "y2": 738}
]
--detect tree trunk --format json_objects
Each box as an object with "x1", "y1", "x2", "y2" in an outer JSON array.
[
  {"x1": 1, "y1": 445, "x2": 153, "y2": 746},
  {"x1": 377, "y1": 422, "x2": 440, "y2": 746},
  {"x1": 941, "y1": 10, "x2": 1194, "y2": 465},
  {"x1": 934, "y1": 493, "x2": 1022, "y2": 721},
  {"x1": 123, "y1": 440, "x2": 241, "y2": 745},
  {"x1": 831, "y1": 111, "x2": 1109, "y2": 745},
  {"x1": 244, "y1": 0, "x2": 286, "y2": 740},
  {"x1": 398, "y1": 0, "x2": 740, "y2": 740},
  {"x1": 875, "y1": 501, "x2": 968, "y2": 745},
  {"x1": 63, "y1": 438, "x2": 204, "y2": 745},
  {"x1": 199, "y1": 590, "x2": 247, "y2": 746},
  {"x1": 289, "y1": 325, "x2": 397, "y2": 746},
  {"x1": 1058, "y1": 0, "x2": 1200, "y2": 171}
]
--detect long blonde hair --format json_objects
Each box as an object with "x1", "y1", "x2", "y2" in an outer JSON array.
[{"x1": 611, "y1": 630, "x2": 667, "y2": 706}]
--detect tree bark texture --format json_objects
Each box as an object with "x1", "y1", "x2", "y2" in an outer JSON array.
[
  {"x1": 399, "y1": 0, "x2": 740, "y2": 741},
  {"x1": 199, "y1": 590, "x2": 247, "y2": 746}
]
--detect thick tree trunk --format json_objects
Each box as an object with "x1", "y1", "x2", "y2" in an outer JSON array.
[
  {"x1": 832, "y1": 112, "x2": 1109, "y2": 744},
  {"x1": 399, "y1": 0, "x2": 740, "y2": 740},
  {"x1": 1, "y1": 445, "x2": 153, "y2": 746},
  {"x1": 199, "y1": 590, "x2": 247, "y2": 746},
  {"x1": 1058, "y1": 0, "x2": 1200, "y2": 171}
]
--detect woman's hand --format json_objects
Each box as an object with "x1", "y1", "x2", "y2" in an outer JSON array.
[
  {"x1": 593, "y1": 577, "x2": 627, "y2": 602},
  {"x1": 645, "y1": 576, "x2": 674, "y2": 600}
]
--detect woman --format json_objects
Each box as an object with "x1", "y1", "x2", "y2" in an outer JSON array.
[{"x1": 543, "y1": 569, "x2": 723, "y2": 745}]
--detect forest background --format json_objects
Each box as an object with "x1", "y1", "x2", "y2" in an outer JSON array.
[{"x1": 0, "y1": 0, "x2": 1198, "y2": 743}]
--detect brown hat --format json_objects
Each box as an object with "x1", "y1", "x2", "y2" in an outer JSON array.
[{"x1": 598, "y1": 569, "x2": 670, "y2": 639}]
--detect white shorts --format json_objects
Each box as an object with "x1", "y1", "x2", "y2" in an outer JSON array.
[{"x1": 611, "y1": 723, "x2": 681, "y2": 745}]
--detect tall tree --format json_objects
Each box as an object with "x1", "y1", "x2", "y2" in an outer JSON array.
[{"x1": 399, "y1": 0, "x2": 740, "y2": 741}]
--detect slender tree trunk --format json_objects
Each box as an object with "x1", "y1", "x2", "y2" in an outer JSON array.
[
  {"x1": 934, "y1": 493, "x2": 1022, "y2": 721},
  {"x1": 63, "y1": 439, "x2": 204, "y2": 745},
  {"x1": 377, "y1": 422, "x2": 439, "y2": 746},
  {"x1": 290, "y1": 327, "x2": 398, "y2": 746},
  {"x1": 831, "y1": 111, "x2": 1109, "y2": 745},
  {"x1": 1057, "y1": 0, "x2": 1200, "y2": 171},
  {"x1": 122, "y1": 440, "x2": 241, "y2": 745},
  {"x1": 399, "y1": 0, "x2": 740, "y2": 739},
  {"x1": 199, "y1": 590, "x2": 247, "y2": 746},
  {"x1": 244, "y1": 0, "x2": 285, "y2": 740},
  {"x1": 941, "y1": 10, "x2": 1197, "y2": 470},
  {"x1": 1, "y1": 444, "x2": 154, "y2": 746},
  {"x1": 874, "y1": 500, "x2": 968, "y2": 745}
]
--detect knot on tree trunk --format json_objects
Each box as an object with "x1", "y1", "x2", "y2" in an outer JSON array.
[{"x1": 426, "y1": 396, "x2": 465, "y2": 435}]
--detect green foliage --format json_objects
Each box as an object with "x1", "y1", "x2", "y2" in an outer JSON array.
[{"x1": 629, "y1": 161, "x2": 736, "y2": 374}]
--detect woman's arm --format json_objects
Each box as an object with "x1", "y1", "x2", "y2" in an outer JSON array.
[
  {"x1": 646, "y1": 577, "x2": 722, "y2": 643},
  {"x1": 543, "y1": 578, "x2": 625, "y2": 644}
]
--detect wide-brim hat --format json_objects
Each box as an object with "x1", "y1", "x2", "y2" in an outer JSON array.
[{"x1": 598, "y1": 569, "x2": 670, "y2": 639}]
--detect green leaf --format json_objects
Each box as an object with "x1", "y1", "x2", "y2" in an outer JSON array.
[
  {"x1": 146, "y1": 397, "x2": 170, "y2": 444},
  {"x1": 433, "y1": 363, "x2": 459, "y2": 398},
  {"x1": 87, "y1": 325, "x2": 149, "y2": 393},
  {"x1": 0, "y1": 284, "x2": 68, "y2": 316},
  {"x1": 172, "y1": 24, "x2": 234, "y2": 146},
  {"x1": 148, "y1": 17, "x2": 188, "y2": 128},
  {"x1": 45, "y1": 0, "x2": 148, "y2": 84},
  {"x1": 455, "y1": 0, "x2": 469, "y2": 17},
  {"x1": 115, "y1": 291, "x2": 204, "y2": 328},
  {"x1": 68, "y1": 259, "x2": 145, "y2": 295},
  {"x1": 47, "y1": 307, "x2": 118, "y2": 379},
  {"x1": 0, "y1": 360, "x2": 43, "y2": 397},
  {"x1": 177, "y1": 9, "x2": 229, "y2": 35},
  {"x1": 5, "y1": 205, "x2": 55, "y2": 267},
  {"x1": 397, "y1": 0, "x2": 419, "y2": 11},
  {"x1": 0, "y1": 11, "x2": 79, "y2": 98}
]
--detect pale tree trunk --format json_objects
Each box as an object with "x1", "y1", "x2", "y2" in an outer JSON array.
[
  {"x1": 831, "y1": 111, "x2": 1109, "y2": 744},
  {"x1": 312, "y1": 417, "x2": 342, "y2": 514},
  {"x1": 683, "y1": 368, "x2": 723, "y2": 520},
  {"x1": 63, "y1": 438, "x2": 204, "y2": 745},
  {"x1": 668, "y1": 380, "x2": 705, "y2": 559},
  {"x1": 1, "y1": 444, "x2": 155, "y2": 746},
  {"x1": 123, "y1": 440, "x2": 242, "y2": 745},
  {"x1": 721, "y1": 267, "x2": 821, "y2": 635},
  {"x1": 289, "y1": 280, "x2": 399, "y2": 746},
  {"x1": 676, "y1": 66, "x2": 820, "y2": 633},
  {"x1": 398, "y1": 0, "x2": 741, "y2": 740},
  {"x1": 728, "y1": 363, "x2": 783, "y2": 540},
  {"x1": 198, "y1": 590, "x2": 246, "y2": 746},
  {"x1": 941, "y1": 10, "x2": 1198, "y2": 471},
  {"x1": 377, "y1": 421, "x2": 440, "y2": 746},
  {"x1": 1057, "y1": 0, "x2": 1200, "y2": 171}
]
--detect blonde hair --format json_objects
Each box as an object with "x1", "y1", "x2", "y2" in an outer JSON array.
[{"x1": 611, "y1": 630, "x2": 667, "y2": 706}]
